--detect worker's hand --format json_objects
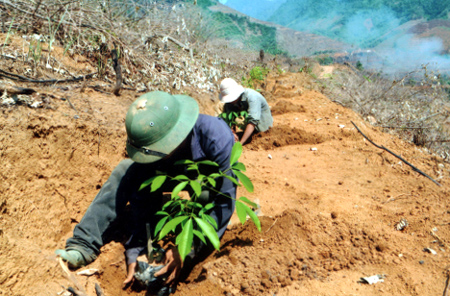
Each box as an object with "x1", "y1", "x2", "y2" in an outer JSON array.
[
  {"x1": 154, "y1": 246, "x2": 182, "y2": 286},
  {"x1": 123, "y1": 262, "x2": 136, "y2": 286}
]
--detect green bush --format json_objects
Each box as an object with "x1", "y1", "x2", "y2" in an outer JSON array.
[
  {"x1": 316, "y1": 56, "x2": 333, "y2": 65},
  {"x1": 242, "y1": 66, "x2": 270, "y2": 88},
  {"x1": 356, "y1": 61, "x2": 364, "y2": 71}
]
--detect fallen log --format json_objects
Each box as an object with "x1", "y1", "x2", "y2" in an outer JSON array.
[{"x1": 0, "y1": 83, "x2": 36, "y2": 95}]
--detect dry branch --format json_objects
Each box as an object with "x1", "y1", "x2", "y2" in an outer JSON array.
[
  {"x1": 444, "y1": 272, "x2": 450, "y2": 296},
  {"x1": 58, "y1": 257, "x2": 89, "y2": 296},
  {"x1": 351, "y1": 121, "x2": 442, "y2": 187},
  {"x1": 265, "y1": 218, "x2": 278, "y2": 233},
  {"x1": 66, "y1": 97, "x2": 78, "y2": 114},
  {"x1": 111, "y1": 45, "x2": 122, "y2": 96},
  {"x1": 430, "y1": 230, "x2": 449, "y2": 249},
  {"x1": 382, "y1": 194, "x2": 418, "y2": 204},
  {"x1": 0, "y1": 83, "x2": 36, "y2": 95},
  {"x1": 3, "y1": 0, "x2": 106, "y2": 35},
  {"x1": 95, "y1": 283, "x2": 104, "y2": 296},
  {"x1": 149, "y1": 34, "x2": 191, "y2": 52},
  {"x1": 0, "y1": 68, "x2": 96, "y2": 83}
]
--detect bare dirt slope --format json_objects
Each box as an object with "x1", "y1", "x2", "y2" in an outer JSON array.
[{"x1": 2, "y1": 67, "x2": 450, "y2": 296}]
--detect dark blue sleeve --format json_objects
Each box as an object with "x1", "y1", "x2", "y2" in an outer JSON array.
[{"x1": 193, "y1": 115, "x2": 236, "y2": 239}]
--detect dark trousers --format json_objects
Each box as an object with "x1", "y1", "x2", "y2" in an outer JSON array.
[{"x1": 65, "y1": 159, "x2": 235, "y2": 263}]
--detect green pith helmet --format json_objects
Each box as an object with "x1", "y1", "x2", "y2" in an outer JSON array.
[{"x1": 125, "y1": 91, "x2": 199, "y2": 163}]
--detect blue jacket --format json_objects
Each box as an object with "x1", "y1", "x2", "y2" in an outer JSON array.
[{"x1": 125, "y1": 114, "x2": 236, "y2": 264}]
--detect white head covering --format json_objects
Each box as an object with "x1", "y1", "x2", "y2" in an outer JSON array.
[{"x1": 219, "y1": 78, "x2": 245, "y2": 103}]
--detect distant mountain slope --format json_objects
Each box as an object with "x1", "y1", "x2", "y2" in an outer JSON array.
[
  {"x1": 268, "y1": 0, "x2": 450, "y2": 48},
  {"x1": 223, "y1": 0, "x2": 285, "y2": 21},
  {"x1": 209, "y1": 2, "x2": 351, "y2": 57}
]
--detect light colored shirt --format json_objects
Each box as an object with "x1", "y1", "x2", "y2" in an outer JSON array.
[{"x1": 224, "y1": 88, "x2": 273, "y2": 132}]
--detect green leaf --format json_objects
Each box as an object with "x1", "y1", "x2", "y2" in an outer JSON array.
[
  {"x1": 199, "y1": 203, "x2": 215, "y2": 216},
  {"x1": 188, "y1": 201, "x2": 203, "y2": 209},
  {"x1": 190, "y1": 180, "x2": 202, "y2": 197},
  {"x1": 158, "y1": 216, "x2": 188, "y2": 240},
  {"x1": 230, "y1": 142, "x2": 242, "y2": 165},
  {"x1": 155, "y1": 211, "x2": 169, "y2": 216},
  {"x1": 235, "y1": 201, "x2": 247, "y2": 225},
  {"x1": 174, "y1": 159, "x2": 194, "y2": 165},
  {"x1": 232, "y1": 162, "x2": 246, "y2": 171},
  {"x1": 151, "y1": 175, "x2": 167, "y2": 192},
  {"x1": 177, "y1": 218, "x2": 194, "y2": 261},
  {"x1": 193, "y1": 229, "x2": 206, "y2": 245},
  {"x1": 207, "y1": 177, "x2": 216, "y2": 187},
  {"x1": 202, "y1": 213, "x2": 218, "y2": 230},
  {"x1": 172, "y1": 175, "x2": 190, "y2": 181},
  {"x1": 194, "y1": 217, "x2": 220, "y2": 250},
  {"x1": 209, "y1": 173, "x2": 221, "y2": 179},
  {"x1": 239, "y1": 196, "x2": 258, "y2": 209},
  {"x1": 224, "y1": 174, "x2": 240, "y2": 186},
  {"x1": 139, "y1": 176, "x2": 157, "y2": 191},
  {"x1": 162, "y1": 199, "x2": 178, "y2": 210},
  {"x1": 234, "y1": 171, "x2": 254, "y2": 193},
  {"x1": 245, "y1": 204, "x2": 261, "y2": 232},
  {"x1": 204, "y1": 203, "x2": 215, "y2": 211},
  {"x1": 154, "y1": 215, "x2": 169, "y2": 237},
  {"x1": 175, "y1": 231, "x2": 182, "y2": 246},
  {"x1": 171, "y1": 181, "x2": 188, "y2": 198},
  {"x1": 187, "y1": 165, "x2": 198, "y2": 171},
  {"x1": 197, "y1": 160, "x2": 219, "y2": 167}
]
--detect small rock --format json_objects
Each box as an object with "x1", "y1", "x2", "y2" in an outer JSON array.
[
  {"x1": 419, "y1": 260, "x2": 424, "y2": 264},
  {"x1": 423, "y1": 248, "x2": 437, "y2": 255}
]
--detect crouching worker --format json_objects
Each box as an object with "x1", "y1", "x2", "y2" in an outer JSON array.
[
  {"x1": 219, "y1": 78, "x2": 273, "y2": 145},
  {"x1": 55, "y1": 91, "x2": 236, "y2": 294}
]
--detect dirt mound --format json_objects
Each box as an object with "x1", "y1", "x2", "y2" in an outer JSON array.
[
  {"x1": 177, "y1": 209, "x2": 395, "y2": 296},
  {"x1": 247, "y1": 125, "x2": 328, "y2": 150},
  {"x1": 270, "y1": 99, "x2": 306, "y2": 115}
]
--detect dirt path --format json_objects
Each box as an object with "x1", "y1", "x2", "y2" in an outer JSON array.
[{"x1": 1, "y1": 70, "x2": 450, "y2": 296}]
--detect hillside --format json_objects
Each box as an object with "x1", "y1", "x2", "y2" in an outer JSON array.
[
  {"x1": 2, "y1": 1, "x2": 450, "y2": 296},
  {"x1": 1, "y1": 34, "x2": 450, "y2": 296},
  {"x1": 211, "y1": 0, "x2": 450, "y2": 73},
  {"x1": 268, "y1": 0, "x2": 450, "y2": 48},
  {"x1": 207, "y1": 2, "x2": 352, "y2": 57}
]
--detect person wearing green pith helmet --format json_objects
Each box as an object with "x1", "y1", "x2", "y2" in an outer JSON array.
[
  {"x1": 55, "y1": 91, "x2": 237, "y2": 294},
  {"x1": 219, "y1": 77, "x2": 273, "y2": 145}
]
